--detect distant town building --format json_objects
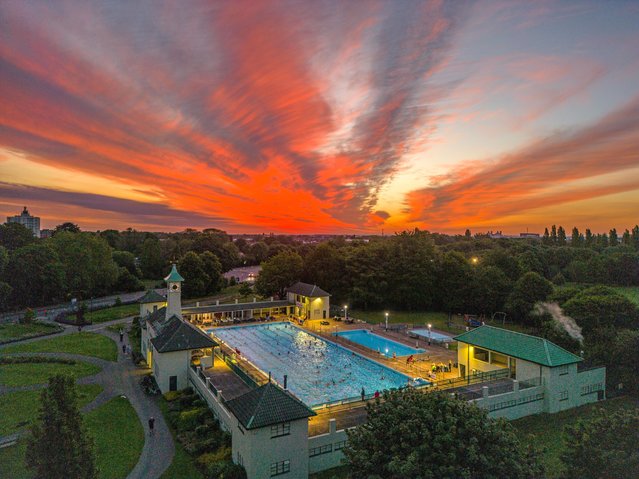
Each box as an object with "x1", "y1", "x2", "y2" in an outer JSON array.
[
  {"x1": 6, "y1": 206, "x2": 40, "y2": 237},
  {"x1": 39, "y1": 229, "x2": 54, "y2": 239}
]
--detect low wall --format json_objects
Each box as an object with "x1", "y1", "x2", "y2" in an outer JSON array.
[
  {"x1": 472, "y1": 382, "x2": 546, "y2": 420},
  {"x1": 188, "y1": 366, "x2": 235, "y2": 432},
  {"x1": 308, "y1": 419, "x2": 348, "y2": 474},
  {"x1": 575, "y1": 366, "x2": 606, "y2": 406}
]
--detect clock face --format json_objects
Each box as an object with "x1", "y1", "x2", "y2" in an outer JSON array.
[{"x1": 171, "y1": 284, "x2": 179, "y2": 291}]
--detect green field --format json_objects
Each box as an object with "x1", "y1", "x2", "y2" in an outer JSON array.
[
  {"x1": 0, "y1": 383, "x2": 103, "y2": 436},
  {"x1": 513, "y1": 396, "x2": 639, "y2": 478},
  {"x1": 612, "y1": 286, "x2": 639, "y2": 306},
  {"x1": 0, "y1": 359, "x2": 101, "y2": 387},
  {"x1": 68, "y1": 303, "x2": 139, "y2": 324},
  {"x1": 0, "y1": 322, "x2": 61, "y2": 343},
  {"x1": 0, "y1": 332, "x2": 118, "y2": 362},
  {"x1": 85, "y1": 397, "x2": 145, "y2": 479},
  {"x1": 0, "y1": 396, "x2": 143, "y2": 479}
]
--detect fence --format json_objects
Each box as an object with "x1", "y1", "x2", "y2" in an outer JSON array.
[{"x1": 433, "y1": 368, "x2": 510, "y2": 391}]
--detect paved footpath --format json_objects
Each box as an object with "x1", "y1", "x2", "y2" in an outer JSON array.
[{"x1": 0, "y1": 318, "x2": 174, "y2": 479}]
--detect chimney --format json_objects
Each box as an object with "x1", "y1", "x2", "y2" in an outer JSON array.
[
  {"x1": 283, "y1": 374, "x2": 288, "y2": 390},
  {"x1": 253, "y1": 297, "x2": 256, "y2": 303},
  {"x1": 268, "y1": 371, "x2": 272, "y2": 383},
  {"x1": 196, "y1": 301, "x2": 200, "y2": 307},
  {"x1": 216, "y1": 300, "x2": 219, "y2": 306},
  {"x1": 235, "y1": 299, "x2": 238, "y2": 304},
  {"x1": 270, "y1": 297, "x2": 274, "y2": 302}
]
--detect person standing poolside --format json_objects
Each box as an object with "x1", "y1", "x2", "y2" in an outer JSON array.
[
  {"x1": 148, "y1": 417, "x2": 155, "y2": 435},
  {"x1": 361, "y1": 387, "x2": 365, "y2": 401}
]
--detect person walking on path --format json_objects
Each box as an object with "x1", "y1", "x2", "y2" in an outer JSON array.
[
  {"x1": 361, "y1": 387, "x2": 365, "y2": 401},
  {"x1": 122, "y1": 344, "x2": 126, "y2": 355},
  {"x1": 119, "y1": 328, "x2": 124, "y2": 342},
  {"x1": 148, "y1": 417, "x2": 155, "y2": 436}
]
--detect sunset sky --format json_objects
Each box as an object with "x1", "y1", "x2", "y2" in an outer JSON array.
[{"x1": 1, "y1": 0, "x2": 638, "y2": 234}]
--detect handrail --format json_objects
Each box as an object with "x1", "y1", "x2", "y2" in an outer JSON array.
[{"x1": 433, "y1": 368, "x2": 510, "y2": 391}]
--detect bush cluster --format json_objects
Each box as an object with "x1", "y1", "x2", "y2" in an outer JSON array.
[{"x1": 163, "y1": 389, "x2": 245, "y2": 479}]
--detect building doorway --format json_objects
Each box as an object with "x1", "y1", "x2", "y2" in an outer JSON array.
[{"x1": 169, "y1": 376, "x2": 177, "y2": 391}]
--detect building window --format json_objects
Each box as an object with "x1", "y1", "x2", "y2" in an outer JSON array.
[
  {"x1": 558, "y1": 390, "x2": 568, "y2": 401},
  {"x1": 490, "y1": 352, "x2": 508, "y2": 367},
  {"x1": 271, "y1": 422, "x2": 290, "y2": 438},
  {"x1": 558, "y1": 365, "x2": 569, "y2": 376},
  {"x1": 270, "y1": 460, "x2": 290, "y2": 476},
  {"x1": 473, "y1": 347, "x2": 489, "y2": 362},
  {"x1": 581, "y1": 383, "x2": 603, "y2": 396},
  {"x1": 334, "y1": 440, "x2": 347, "y2": 451},
  {"x1": 309, "y1": 444, "x2": 333, "y2": 457}
]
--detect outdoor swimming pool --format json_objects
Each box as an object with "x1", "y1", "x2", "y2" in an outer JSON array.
[
  {"x1": 208, "y1": 322, "x2": 417, "y2": 407},
  {"x1": 410, "y1": 329, "x2": 454, "y2": 343},
  {"x1": 333, "y1": 329, "x2": 425, "y2": 357}
]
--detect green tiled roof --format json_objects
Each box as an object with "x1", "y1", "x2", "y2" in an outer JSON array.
[
  {"x1": 151, "y1": 317, "x2": 217, "y2": 353},
  {"x1": 225, "y1": 382, "x2": 316, "y2": 430},
  {"x1": 138, "y1": 290, "x2": 166, "y2": 304},
  {"x1": 453, "y1": 325, "x2": 582, "y2": 367},
  {"x1": 164, "y1": 264, "x2": 185, "y2": 282},
  {"x1": 285, "y1": 282, "x2": 330, "y2": 298}
]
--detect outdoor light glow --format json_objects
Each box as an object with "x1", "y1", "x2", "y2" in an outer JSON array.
[{"x1": 471, "y1": 257, "x2": 479, "y2": 264}]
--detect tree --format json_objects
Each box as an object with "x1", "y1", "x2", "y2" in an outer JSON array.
[
  {"x1": 0, "y1": 222, "x2": 36, "y2": 250},
  {"x1": 551, "y1": 225, "x2": 558, "y2": 244},
  {"x1": 483, "y1": 248, "x2": 522, "y2": 281},
  {"x1": 249, "y1": 241, "x2": 269, "y2": 264},
  {"x1": 50, "y1": 232, "x2": 118, "y2": 297},
  {"x1": 139, "y1": 238, "x2": 165, "y2": 279},
  {"x1": 570, "y1": 227, "x2": 581, "y2": 247},
  {"x1": 112, "y1": 250, "x2": 141, "y2": 277},
  {"x1": 609, "y1": 228, "x2": 619, "y2": 246},
  {"x1": 179, "y1": 251, "x2": 210, "y2": 298},
  {"x1": 4, "y1": 243, "x2": 67, "y2": 307},
  {"x1": 505, "y1": 272, "x2": 553, "y2": 324},
  {"x1": 26, "y1": 375, "x2": 97, "y2": 479},
  {"x1": 53, "y1": 222, "x2": 81, "y2": 235},
  {"x1": 115, "y1": 266, "x2": 144, "y2": 293},
  {"x1": 563, "y1": 286, "x2": 639, "y2": 332},
  {"x1": 436, "y1": 251, "x2": 473, "y2": 313},
  {"x1": 0, "y1": 281, "x2": 11, "y2": 311},
  {"x1": 302, "y1": 243, "x2": 347, "y2": 301},
  {"x1": 255, "y1": 250, "x2": 303, "y2": 297},
  {"x1": 239, "y1": 282, "x2": 253, "y2": 297},
  {"x1": 561, "y1": 406, "x2": 639, "y2": 479},
  {"x1": 543, "y1": 227, "x2": 551, "y2": 245},
  {"x1": 22, "y1": 308, "x2": 36, "y2": 324},
  {"x1": 464, "y1": 228, "x2": 472, "y2": 239},
  {"x1": 200, "y1": 251, "x2": 223, "y2": 294},
  {"x1": 557, "y1": 226, "x2": 567, "y2": 245},
  {"x1": 584, "y1": 228, "x2": 594, "y2": 248},
  {"x1": 344, "y1": 389, "x2": 544, "y2": 479}
]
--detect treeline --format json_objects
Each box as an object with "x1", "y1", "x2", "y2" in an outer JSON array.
[
  {"x1": 0, "y1": 223, "x2": 245, "y2": 310},
  {"x1": 255, "y1": 227, "x2": 639, "y2": 314}
]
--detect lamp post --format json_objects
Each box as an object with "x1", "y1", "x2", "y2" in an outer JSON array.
[
  {"x1": 385, "y1": 312, "x2": 389, "y2": 331},
  {"x1": 344, "y1": 305, "x2": 348, "y2": 322},
  {"x1": 428, "y1": 323, "x2": 432, "y2": 346}
]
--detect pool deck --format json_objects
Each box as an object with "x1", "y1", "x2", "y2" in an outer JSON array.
[{"x1": 302, "y1": 318, "x2": 458, "y2": 382}]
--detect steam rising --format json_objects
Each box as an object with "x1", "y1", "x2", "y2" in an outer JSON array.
[{"x1": 534, "y1": 302, "x2": 583, "y2": 343}]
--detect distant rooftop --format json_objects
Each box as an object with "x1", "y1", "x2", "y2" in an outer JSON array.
[
  {"x1": 151, "y1": 317, "x2": 217, "y2": 353},
  {"x1": 164, "y1": 264, "x2": 185, "y2": 282},
  {"x1": 285, "y1": 282, "x2": 330, "y2": 298},
  {"x1": 138, "y1": 290, "x2": 166, "y2": 304}
]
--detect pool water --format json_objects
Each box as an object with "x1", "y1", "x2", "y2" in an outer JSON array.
[
  {"x1": 333, "y1": 329, "x2": 425, "y2": 357},
  {"x1": 209, "y1": 322, "x2": 414, "y2": 407},
  {"x1": 410, "y1": 329, "x2": 454, "y2": 342}
]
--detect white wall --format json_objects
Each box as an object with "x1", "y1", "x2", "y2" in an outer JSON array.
[
  {"x1": 308, "y1": 420, "x2": 348, "y2": 474},
  {"x1": 140, "y1": 301, "x2": 165, "y2": 318},
  {"x1": 152, "y1": 348, "x2": 189, "y2": 393}
]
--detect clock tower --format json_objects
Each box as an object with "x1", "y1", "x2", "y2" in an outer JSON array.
[{"x1": 164, "y1": 264, "x2": 184, "y2": 320}]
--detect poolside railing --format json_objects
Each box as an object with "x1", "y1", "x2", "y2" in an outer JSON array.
[{"x1": 432, "y1": 368, "x2": 510, "y2": 391}]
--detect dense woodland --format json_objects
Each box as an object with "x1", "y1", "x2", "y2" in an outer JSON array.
[{"x1": 1, "y1": 221, "x2": 638, "y2": 395}]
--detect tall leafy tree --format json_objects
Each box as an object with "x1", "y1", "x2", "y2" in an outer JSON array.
[
  {"x1": 609, "y1": 228, "x2": 619, "y2": 246},
  {"x1": 26, "y1": 375, "x2": 97, "y2": 479},
  {"x1": 179, "y1": 251, "x2": 210, "y2": 298},
  {"x1": 112, "y1": 250, "x2": 141, "y2": 277},
  {"x1": 255, "y1": 250, "x2": 303, "y2": 297},
  {"x1": 50, "y1": 232, "x2": 118, "y2": 297},
  {"x1": 584, "y1": 228, "x2": 594, "y2": 248},
  {"x1": 200, "y1": 251, "x2": 224, "y2": 294},
  {"x1": 570, "y1": 227, "x2": 581, "y2": 247},
  {"x1": 302, "y1": 243, "x2": 347, "y2": 301},
  {"x1": 139, "y1": 237, "x2": 165, "y2": 279},
  {"x1": 561, "y1": 406, "x2": 639, "y2": 479},
  {"x1": 505, "y1": 272, "x2": 553, "y2": 324},
  {"x1": 344, "y1": 389, "x2": 544, "y2": 479},
  {"x1": 557, "y1": 226, "x2": 567, "y2": 245},
  {"x1": 53, "y1": 222, "x2": 81, "y2": 235},
  {"x1": 0, "y1": 222, "x2": 36, "y2": 250}
]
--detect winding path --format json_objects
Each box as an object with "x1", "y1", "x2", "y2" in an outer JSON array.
[{"x1": 0, "y1": 318, "x2": 175, "y2": 479}]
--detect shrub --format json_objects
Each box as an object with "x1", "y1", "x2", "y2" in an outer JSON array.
[
  {"x1": 163, "y1": 390, "x2": 183, "y2": 402},
  {"x1": 139, "y1": 374, "x2": 160, "y2": 395},
  {"x1": 178, "y1": 393, "x2": 199, "y2": 408},
  {"x1": 114, "y1": 297, "x2": 122, "y2": 306},
  {"x1": 0, "y1": 355, "x2": 76, "y2": 365},
  {"x1": 177, "y1": 407, "x2": 209, "y2": 432}
]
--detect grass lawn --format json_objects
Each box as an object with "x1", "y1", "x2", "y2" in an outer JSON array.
[
  {"x1": 0, "y1": 383, "x2": 103, "y2": 436},
  {"x1": 612, "y1": 286, "x2": 639, "y2": 306},
  {"x1": 68, "y1": 303, "x2": 139, "y2": 324},
  {"x1": 158, "y1": 398, "x2": 204, "y2": 479},
  {"x1": 513, "y1": 396, "x2": 639, "y2": 478},
  {"x1": 0, "y1": 322, "x2": 61, "y2": 343},
  {"x1": 0, "y1": 359, "x2": 101, "y2": 387},
  {"x1": 0, "y1": 332, "x2": 118, "y2": 362},
  {"x1": 0, "y1": 395, "x2": 143, "y2": 479},
  {"x1": 85, "y1": 396, "x2": 145, "y2": 479}
]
